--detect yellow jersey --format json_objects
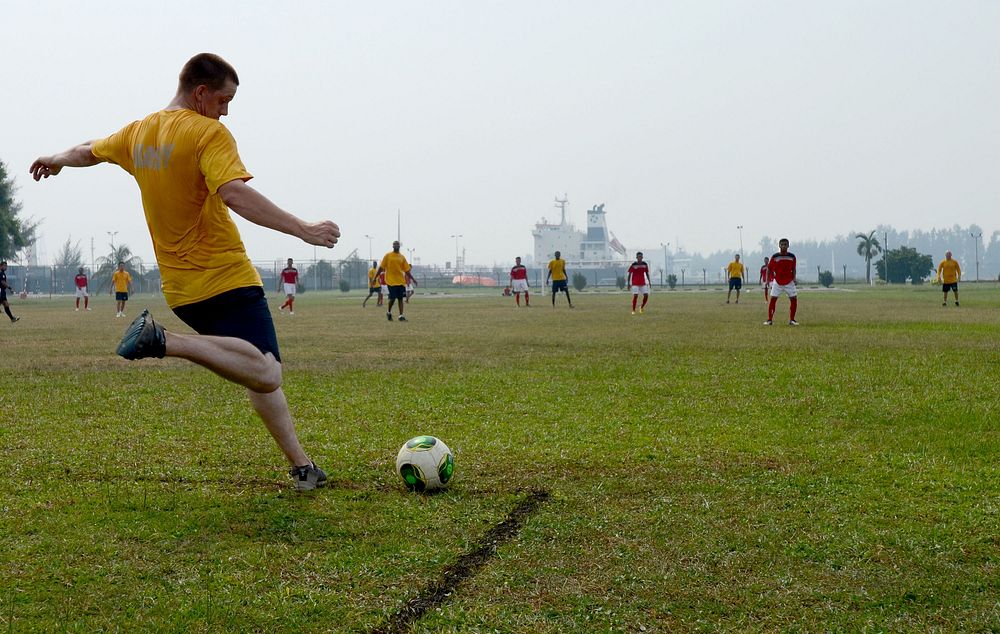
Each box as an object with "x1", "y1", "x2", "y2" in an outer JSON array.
[
  {"x1": 379, "y1": 251, "x2": 411, "y2": 286},
  {"x1": 112, "y1": 270, "x2": 132, "y2": 293},
  {"x1": 91, "y1": 109, "x2": 260, "y2": 308},
  {"x1": 548, "y1": 258, "x2": 567, "y2": 281},
  {"x1": 368, "y1": 268, "x2": 378, "y2": 288},
  {"x1": 937, "y1": 259, "x2": 961, "y2": 284},
  {"x1": 726, "y1": 261, "x2": 745, "y2": 279}
]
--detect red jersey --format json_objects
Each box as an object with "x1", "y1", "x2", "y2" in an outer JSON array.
[
  {"x1": 75, "y1": 274, "x2": 88, "y2": 289},
  {"x1": 510, "y1": 264, "x2": 527, "y2": 280},
  {"x1": 768, "y1": 252, "x2": 796, "y2": 285},
  {"x1": 379, "y1": 272, "x2": 386, "y2": 285},
  {"x1": 759, "y1": 265, "x2": 770, "y2": 283},
  {"x1": 627, "y1": 261, "x2": 650, "y2": 286},
  {"x1": 281, "y1": 268, "x2": 298, "y2": 284}
]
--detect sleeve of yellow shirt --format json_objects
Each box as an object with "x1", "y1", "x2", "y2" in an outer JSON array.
[
  {"x1": 91, "y1": 120, "x2": 141, "y2": 175},
  {"x1": 199, "y1": 123, "x2": 253, "y2": 194}
]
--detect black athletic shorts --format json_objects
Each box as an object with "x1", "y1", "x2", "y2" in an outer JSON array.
[
  {"x1": 387, "y1": 285, "x2": 406, "y2": 300},
  {"x1": 367, "y1": 286, "x2": 381, "y2": 296},
  {"x1": 729, "y1": 277, "x2": 742, "y2": 290},
  {"x1": 942, "y1": 282, "x2": 958, "y2": 293},
  {"x1": 552, "y1": 280, "x2": 568, "y2": 293},
  {"x1": 115, "y1": 292, "x2": 129, "y2": 301},
  {"x1": 172, "y1": 286, "x2": 281, "y2": 362}
]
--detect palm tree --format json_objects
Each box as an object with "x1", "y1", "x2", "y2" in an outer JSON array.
[{"x1": 856, "y1": 231, "x2": 882, "y2": 284}]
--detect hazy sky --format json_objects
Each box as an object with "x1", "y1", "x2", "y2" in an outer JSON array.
[{"x1": 4, "y1": 1, "x2": 999, "y2": 268}]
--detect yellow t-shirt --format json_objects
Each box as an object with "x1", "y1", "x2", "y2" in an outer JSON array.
[
  {"x1": 548, "y1": 258, "x2": 567, "y2": 281},
  {"x1": 368, "y1": 268, "x2": 378, "y2": 289},
  {"x1": 937, "y1": 259, "x2": 961, "y2": 284},
  {"x1": 726, "y1": 261, "x2": 745, "y2": 279},
  {"x1": 379, "y1": 251, "x2": 411, "y2": 286},
  {"x1": 112, "y1": 270, "x2": 132, "y2": 293},
  {"x1": 91, "y1": 109, "x2": 260, "y2": 308}
]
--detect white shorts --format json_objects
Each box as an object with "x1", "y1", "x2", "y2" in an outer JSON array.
[
  {"x1": 283, "y1": 283, "x2": 296, "y2": 296},
  {"x1": 406, "y1": 284, "x2": 414, "y2": 292},
  {"x1": 381, "y1": 285, "x2": 388, "y2": 294},
  {"x1": 631, "y1": 285, "x2": 650, "y2": 295},
  {"x1": 75, "y1": 287, "x2": 89, "y2": 298},
  {"x1": 512, "y1": 279, "x2": 529, "y2": 293},
  {"x1": 770, "y1": 282, "x2": 797, "y2": 298}
]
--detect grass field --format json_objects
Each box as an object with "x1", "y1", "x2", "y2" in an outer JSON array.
[{"x1": 1, "y1": 284, "x2": 998, "y2": 632}]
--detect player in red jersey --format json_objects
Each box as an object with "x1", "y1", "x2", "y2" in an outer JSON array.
[
  {"x1": 765, "y1": 239, "x2": 798, "y2": 326},
  {"x1": 509, "y1": 257, "x2": 530, "y2": 307},
  {"x1": 74, "y1": 266, "x2": 91, "y2": 311},
  {"x1": 278, "y1": 258, "x2": 298, "y2": 314},
  {"x1": 627, "y1": 252, "x2": 651, "y2": 314},
  {"x1": 405, "y1": 270, "x2": 418, "y2": 303},
  {"x1": 759, "y1": 257, "x2": 770, "y2": 301}
]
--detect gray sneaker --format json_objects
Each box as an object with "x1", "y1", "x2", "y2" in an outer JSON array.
[
  {"x1": 398, "y1": 315, "x2": 407, "y2": 322},
  {"x1": 289, "y1": 462, "x2": 328, "y2": 491},
  {"x1": 116, "y1": 309, "x2": 166, "y2": 360}
]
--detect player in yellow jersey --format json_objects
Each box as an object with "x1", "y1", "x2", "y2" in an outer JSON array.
[
  {"x1": 362, "y1": 260, "x2": 382, "y2": 307},
  {"x1": 111, "y1": 261, "x2": 133, "y2": 317},
  {"x1": 936, "y1": 250, "x2": 962, "y2": 307},
  {"x1": 29, "y1": 53, "x2": 340, "y2": 491},
  {"x1": 725, "y1": 254, "x2": 746, "y2": 304},
  {"x1": 376, "y1": 241, "x2": 412, "y2": 321},
  {"x1": 545, "y1": 250, "x2": 574, "y2": 308}
]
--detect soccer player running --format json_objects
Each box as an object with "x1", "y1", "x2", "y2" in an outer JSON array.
[
  {"x1": 725, "y1": 253, "x2": 746, "y2": 304},
  {"x1": 376, "y1": 240, "x2": 411, "y2": 321},
  {"x1": 936, "y1": 250, "x2": 962, "y2": 306},
  {"x1": 759, "y1": 256, "x2": 770, "y2": 301},
  {"x1": 546, "y1": 250, "x2": 574, "y2": 308},
  {"x1": 362, "y1": 260, "x2": 382, "y2": 307},
  {"x1": 509, "y1": 256, "x2": 530, "y2": 307},
  {"x1": 112, "y1": 261, "x2": 133, "y2": 317},
  {"x1": 278, "y1": 258, "x2": 298, "y2": 314},
  {"x1": 30, "y1": 53, "x2": 340, "y2": 491},
  {"x1": 627, "y1": 252, "x2": 651, "y2": 314},
  {"x1": 75, "y1": 266, "x2": 91, "y2": 311},
  {"x1": 0, "y1": 262, "x2": 20, "y2": 323},
  {"x1": 765, "y1": 239, "x2": 798, "y2": 326}
]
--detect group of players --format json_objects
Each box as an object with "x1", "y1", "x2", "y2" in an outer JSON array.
[{"x1": 18, "y1": 53, "x2": 976, "y2": 493}]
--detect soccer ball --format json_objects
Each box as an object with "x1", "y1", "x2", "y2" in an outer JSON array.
[{"x1": 395, "y1": 435, "x2": 455, "y2": 492}]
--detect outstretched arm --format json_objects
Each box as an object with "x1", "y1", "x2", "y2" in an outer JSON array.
[
  {"x1": 29, "y1": 142, "x2": 104, "y2": 180},
  {"x1": 219, "y1": 179, "x2": 340, "y2": 248}
]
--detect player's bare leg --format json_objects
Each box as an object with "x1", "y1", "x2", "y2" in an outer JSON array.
[
  {"x1": 247, "y1": 387, "x2": 311, "y2": 466},
  {"x1": 164, "y1": 331, "x2": 283, "y2": 394}
]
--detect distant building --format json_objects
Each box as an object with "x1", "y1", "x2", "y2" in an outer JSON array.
[{"x1": 532, "y1": 196, "x2": 627, "y2": 267}]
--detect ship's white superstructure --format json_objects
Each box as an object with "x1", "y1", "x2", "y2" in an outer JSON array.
[{"x1": 531, "y1": 196, "x2": 627, "y2": 267}]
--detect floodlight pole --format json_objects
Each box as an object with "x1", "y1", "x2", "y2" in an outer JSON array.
[
  {"x1": 971, "y1": 232, "x2": 982, "y2": 282},
  {"x1": 107, "y1": 230, "x2": 118, "y2": 253},
  {"x1": 737, "y1": 225, "x2": 744, "y2": 262},
  {"x1": 364, "y1": 234, "x2": 374, "y2": 263},
  {"x1": 451, "y1": 234, "x2": 463, "y2": 274}
]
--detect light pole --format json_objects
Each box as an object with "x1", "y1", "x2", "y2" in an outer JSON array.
[
  {"x1": 971, "y1": 232, "x2": 982, "y2": 282},
  {"x1": 364, "y1": 234, "x2": 374, "y2": 263},
  {"x1": 107, "y1": 230, "x2": 119, "y2": 254},
  {"x1": 450, "y1": 234, "x2": 463, "y2": 273},
  {"x1": 737, "y1": 225, "x2": 744, "y2": 261}
]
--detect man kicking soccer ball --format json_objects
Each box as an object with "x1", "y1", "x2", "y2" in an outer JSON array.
[{"x1": 30, "y1": 53, "x2": 340, "y2": 491}]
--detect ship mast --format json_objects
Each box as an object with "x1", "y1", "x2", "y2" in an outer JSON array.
[{"x1": 554, "y1": 194, "x2": 569, "y2": 226}]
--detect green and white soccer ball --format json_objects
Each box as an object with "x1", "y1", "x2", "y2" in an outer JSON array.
[{"x1": 395, "y1": 435, "x2": 455, "y2": 492}]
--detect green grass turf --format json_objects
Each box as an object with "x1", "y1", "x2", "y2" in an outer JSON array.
[{"x1": 1, "y1": 284, "x2": 998, "y2": 631}]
